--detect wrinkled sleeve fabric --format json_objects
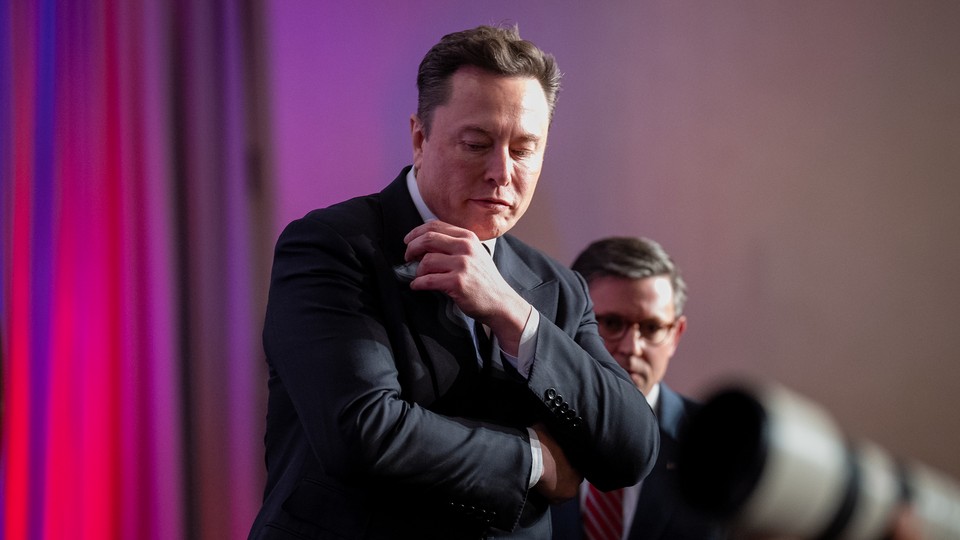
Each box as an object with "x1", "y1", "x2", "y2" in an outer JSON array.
[{"x1": 523, "y1": 267, "x2": 660, "y2": 491}]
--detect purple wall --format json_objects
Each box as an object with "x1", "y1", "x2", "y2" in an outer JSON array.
[{"x1": 265, "y1": 1, "x2": 960, "y2": 478}]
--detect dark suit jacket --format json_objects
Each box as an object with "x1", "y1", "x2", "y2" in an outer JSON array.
[
  {"x1": 249, "y1": 168, "x2": 659, "y2": 539},
  {"x1": 550, "y1": 384, "x2": 727, "y2": 540}
]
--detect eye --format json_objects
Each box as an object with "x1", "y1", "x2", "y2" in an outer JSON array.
[
  {"x1": 638, "y1": 321, "x2": 663, "y2": 335},
  {"x1": 461, "y1": 139, "x2": 490, "y2": 152},
  {"x1": 511, "y1": 147, "x2": 535, "y2": 159},
  {"x1": 597, "y1": 315, "x2": 626, "y2": 333}
]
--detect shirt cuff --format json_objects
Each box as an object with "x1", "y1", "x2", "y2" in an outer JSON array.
[
  {"x1": 499, "y1": 306, "x2": 539, "y2": 379},
  {"x1": 527, "y1": 427, "x2": 543, "y2": 489}
]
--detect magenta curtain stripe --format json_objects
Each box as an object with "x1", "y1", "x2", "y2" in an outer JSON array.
[
  {"x1": 46, "y1": 2, "x2": 78, "y2": 537},
  {"x1": 31, "y1": 0, "x2": 58, "y2": 536},
  {"x1": 139, "y1": 0, "x2": 186, "y2": 536},
  {"x1": 1, "y1": 1, "x2": 268, "y2": 538},
  {"x1": 6, "y1": 1, "x2": 36, "y2": 537},
  {"x1": 0, "y1": 0, "x2": 11, "y2": 528},
  {"x1": 219, "y1": 0, "x2": 265, "y2": 534},
  {"x1": 116, "y1": 1, "x2": 162, "y2": 537}
]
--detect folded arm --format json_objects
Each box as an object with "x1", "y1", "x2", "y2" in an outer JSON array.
[
  {"x1": 264, "y1": 218, "x2": 531, "y2": 530},
  {"x1": 524, "y1": 271, "x2": 661, "y2": 491}
]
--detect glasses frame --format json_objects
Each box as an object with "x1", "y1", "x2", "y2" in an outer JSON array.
[{"x1": 594, "y1": 314, "x2": 680, "y2": 346}]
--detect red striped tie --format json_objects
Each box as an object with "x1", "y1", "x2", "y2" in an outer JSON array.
[{"x1": 583, "y1": 483, "x2": 623, "y2": 540}]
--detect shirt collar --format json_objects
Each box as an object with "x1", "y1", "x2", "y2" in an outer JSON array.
[
  {"x1": 406, "y1": 167, "x2": 496, "y2": 255},
  {"x1": 645, "y1": 382, "x2": 661, "y2": 413}
]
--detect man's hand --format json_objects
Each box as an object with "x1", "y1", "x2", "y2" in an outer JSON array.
[
  {"x1": 532, "y1": 424, "x2": 582, "y2": 503},
  {"x1": 404, "y1": 220, "x2": 531, "y2": 356}
]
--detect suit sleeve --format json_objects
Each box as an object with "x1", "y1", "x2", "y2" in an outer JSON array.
[
  {"x1": 525, "y1": 271, "x2": 660, "y2": 490},
  {"x1": 263, "y1": 218, "x2": 531, "y2": 531}
]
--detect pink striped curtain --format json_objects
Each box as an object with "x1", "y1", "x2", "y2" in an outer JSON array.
[{"x1": 1, "y1": 1, "x2": 272, "y2": 538}]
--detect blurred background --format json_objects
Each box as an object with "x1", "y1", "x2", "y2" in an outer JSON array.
[{"x1": 3, "y1": 1, "x2": 959, "y2": 538}]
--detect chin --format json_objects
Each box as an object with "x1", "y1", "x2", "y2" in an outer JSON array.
[{"x1": 470, "y1": 222, "x2": 511, "y2": 241}]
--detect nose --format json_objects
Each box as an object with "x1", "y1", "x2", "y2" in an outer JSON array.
[
  {"x1": 616, "y1": 325, "x2": 645, "y2": 357},
  {"x1": 486, "y1": 147, "x2": 511, "y2": 186}
]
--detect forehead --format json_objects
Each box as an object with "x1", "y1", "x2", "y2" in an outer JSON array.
[
  {"x1": 588, "y1": 275, "x2": 676, "y2": 318},
  {"x1": 436, "y1": 67, "x2": 550, "y2": 134}
]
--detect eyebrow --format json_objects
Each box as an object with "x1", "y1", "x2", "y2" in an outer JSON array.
[
  {"x1": 597, "y1": 314, "x2": 668, "y2": 324},
  {"x1": 460, "y1": 125, "x2": 542, "y2": 144}
]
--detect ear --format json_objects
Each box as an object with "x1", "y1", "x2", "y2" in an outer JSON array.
[
  {"x1": 672, "y1": 315, "x2": 688, "y2": 348},
  {"x1": 410, "y1": 114, "x2": 425, "y2": 169}
]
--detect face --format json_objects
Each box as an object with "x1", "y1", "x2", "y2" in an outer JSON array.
[
  {"x1": 588, "y1": 275, "x2": 687, "y2": 395},
  {"x1": 411, "y1": 66, "x2": 551, "y2": 240}
]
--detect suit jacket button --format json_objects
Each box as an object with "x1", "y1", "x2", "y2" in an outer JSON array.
[{"x1": 544, "y1": 388, "x2": 557, "y2": 400}]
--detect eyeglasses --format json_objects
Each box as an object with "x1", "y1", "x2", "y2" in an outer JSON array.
[{"x1": 595, "y1": 315, "x2": 679, "y2": 345}]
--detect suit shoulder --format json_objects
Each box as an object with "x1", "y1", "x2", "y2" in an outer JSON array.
[
  {"x1": 274, "y1": 192, "x2": 384, "y2": 248},
  {"x1": 301, "y1": 192, "x2": 382, "y2": 231},
  {"x1": 500, "y1": 234, "x2": 583, "y2": 284}
]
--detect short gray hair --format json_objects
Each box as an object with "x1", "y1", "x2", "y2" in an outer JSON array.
[{"x1": 572, "y1": 236, "x2": 688, "y2": 315}]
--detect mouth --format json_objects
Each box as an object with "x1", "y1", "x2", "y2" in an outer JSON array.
[
  {"x1": 470, "y1": 197, "x2": 511, "y2": 209},
  {"x1": 622, "y1": 356, "x2": 651, "y2": 380}
]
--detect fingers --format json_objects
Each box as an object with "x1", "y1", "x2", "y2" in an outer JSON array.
[
  {"x1": 407, "y1": 252, "x2": 464, "y2": 291},
  {"x1": 404, "y1": 221, "x2": 480, "y2": 261},
  {"x1": 404, "y1": 220, "x2": 485, "y2": 264},
  {"x1": 404, "y1": 220, "x2": 473, "y2": 245},
  {"x1": 404, "y1": 220, "x2": 486, "y2": 276},
  {"x1": 402, "y1": 221, "x2": 486, "y2": 298},
  {"x1": 401, "y1": 219, "x2": 517, "y2": 326}
]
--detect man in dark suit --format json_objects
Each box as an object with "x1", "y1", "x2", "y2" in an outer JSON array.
[
  {"x1": 552, "y1": 237, "x2": 727, "y2": 540},
  {"x1": 249, "y1": 26, "x2": 660, "y2": 539}
]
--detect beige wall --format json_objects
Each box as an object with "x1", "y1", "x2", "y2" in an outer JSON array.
[
  {"x1": 269, "y1": 1, "x2": 960, "y2": 478},
  {"x1": 512, "y1": 1, "x2": 960, "y2": 477}
]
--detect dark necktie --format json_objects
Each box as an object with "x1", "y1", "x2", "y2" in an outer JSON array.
[
  {"x1": 583, "y1": 483, "x2": 624, "y2": 540},
  {"x1": 474, "y1": 241, "x2": 494, "y2": 365},
  {"x1": 475, "y1": 319, "x2": 493, "y2": 367}
]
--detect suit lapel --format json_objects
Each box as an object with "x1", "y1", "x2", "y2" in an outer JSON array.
[
  {"x1": 494, "y1": 236, "x2": 559, "y2": 323},
  {"x1": 375, "y1": 174, "x2": 564, "y2": 416},
  {"x1": 656, "y1": 384, "x2": 686, "y2": 441},
  {"x1": 379, "y1": 174, "x2": 560, "y2": 330},
  {"x1": 377, "y1": 170, "x2": 479, "y2": 405},
  {"x1": 628, "y1": 385, "x2": 685, "y2": 538},
  {"x1": 379, "y1": 168, "x2": 421, "y2": 268}
]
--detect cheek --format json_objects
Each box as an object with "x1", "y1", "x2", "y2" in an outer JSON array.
[
  {"x1": 648, "y1": 351, "x2": 670, "y2": 374},
  {"x1": 522, "y1": 155, "x2": 544, "y2": 179},
  {"x1": 512, "y1": 176, "x2": 538, "y2": 210}
]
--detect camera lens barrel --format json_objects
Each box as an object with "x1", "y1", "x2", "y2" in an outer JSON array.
[{"x1": 678, "y1": 384, "x2": 960, "y2": 540}]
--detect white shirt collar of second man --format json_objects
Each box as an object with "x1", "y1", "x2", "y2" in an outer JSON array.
[{"x1": 646, "y1": 383, "x2": 661, "y2": 413}]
